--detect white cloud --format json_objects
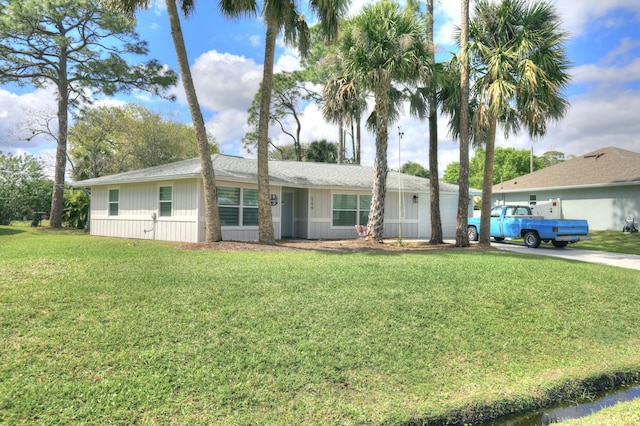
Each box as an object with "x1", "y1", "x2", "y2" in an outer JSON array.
[
  {"x1": 426, "y1": 0, "x2": 640, "y2": 51},
  {"x1": 249, "y1": 35, "x2": 261, "y2": 47},
  {"x1": 150, "y1": 0, "x2": 166, "y2": 16},
  {"x1": 552, "y1": 0, "x2": 640, "y2": 36},
  {"x1": 274, "y1": 53, "x2": 302, "y2": 73},
  {"x1": 602, "y1": 37, "x2": 640, "y2": 65},
  {"x1": 297, "y1": 103, "x2": 339, "y2": 144},
  {"x1": 186, "y1": 50, "x2": 263, "y2": 111},
  {"x1": 540, "y1": 90, "x2": 640, "y2": 155},
  {"x1": 0, "y1": 87, "x2": 57, "y2": 155},
  {"x1": 572, "y1": 58, "x2": 640, "y2": 85},
  {"x1": 205, "y1": 109, "x2": 250, "y2": 155}
]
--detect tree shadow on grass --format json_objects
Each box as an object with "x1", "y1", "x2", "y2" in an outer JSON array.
[{"x1": 0, "y1": 227, "x2": 26, "y2": 236}]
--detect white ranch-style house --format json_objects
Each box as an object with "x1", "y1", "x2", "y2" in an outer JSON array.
[{"x1": 74, "y1": 154, "x2": 473, "y2": 243}]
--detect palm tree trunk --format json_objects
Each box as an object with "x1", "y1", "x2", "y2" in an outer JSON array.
[
  {"x1": 257, "y1": 18, "x2": 277, "y2": 244},
  {"x1": 337, "y1": 121, "x2": 344, "y2": 164},
  {"x1": 479, "y1": 116, "x2": 497, "y2": 246},
  {"x1": 426, "y1": 0, "x2": 442, "y2": 244},
  {"x1": 367, "y1": 71, "x2": 390, "y2": 242},
  {"x1": 50, "y1": 75, "x2": 68, "y2": 229},
  {"x1": 356, "y1": 115, "x2": 361, "y2": 164},
  {"x1": 350, "y1": 119, "x2": 355, "y2": 163},
  {"x1": 166, "y1": 0, "x2": 221, "y2": 242},
  {"x1": 455, "y1": 0, "x2": 470, "y2": 247}
]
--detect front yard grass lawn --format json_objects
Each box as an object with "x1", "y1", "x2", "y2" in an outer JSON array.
[
  {"x1": 575, "y1": 230, "x2": 640, "y2": 256},
  {"x1": 2, "y1": 226, "x2": 640, "y2": 425}
]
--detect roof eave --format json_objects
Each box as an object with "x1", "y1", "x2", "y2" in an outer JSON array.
[
  {"x1": 494, "y1": 180, "x2": 640, "y2": 193},
  {"x1": 71, "y1": 173, "x2": 202, "y2": 187}
]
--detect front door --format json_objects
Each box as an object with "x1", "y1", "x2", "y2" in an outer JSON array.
[{"x1": 281, "y1": 192, "x2": 294, "y2": 238}]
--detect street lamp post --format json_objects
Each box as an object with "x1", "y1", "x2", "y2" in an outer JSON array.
[{"x1": 398, "y1": 126, "x2": 404, "y2": 240}]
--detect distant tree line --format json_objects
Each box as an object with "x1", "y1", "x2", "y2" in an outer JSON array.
[
  {"x1": 68, "y1": 104, "x2": 219, "y2": 181},
  {"x1": 442, "y1": 147, "x2": 566, "y2": 189},
  {"x1": 0, "y1": 152, "x2": 52, "y2": 225}
]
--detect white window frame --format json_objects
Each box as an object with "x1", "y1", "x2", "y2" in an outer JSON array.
[
  {"x1": 217, "y1": 186, "x2": 259, "y2": 227},
  {"x1": 108, "y1": 188, "x2": 120, "y2": 216},
  {"x1": 158, "y1": 185, "x2": 173, "y2": 217},
  {"x1": 331, "y1": 193, "x2": 371, "y2": 228}
]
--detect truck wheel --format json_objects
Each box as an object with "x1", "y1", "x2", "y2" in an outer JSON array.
[
  {"x1": 468, "y1": 226, "x2": 478, "y2": 241},
  {"x1": 523, "y1": 231, "x2": 541, "y2": 248},
  {"x1": 552, "y1": 240, "x2": 568, "y2": 248},
  {"x1": 494, "y1": 237, "x2": 505, "y2": 242}
]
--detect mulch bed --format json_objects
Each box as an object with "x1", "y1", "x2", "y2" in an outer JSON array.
[{"x1": 180, "y1": 238, "x2": 489, "y2": 253}]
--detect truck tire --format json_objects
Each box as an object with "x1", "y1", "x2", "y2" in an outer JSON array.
[
  {"x1": 494, "y1": 237, "x2": 505, "y2": 242},
  {"x1": 552, "y1": 240, "x2": 568, "y2": 248},
  {"x1": 468, "y1": 226, "x2": 478, "y2": 241},
  {"x1": 523, "y1": 231, "x2": 541, "y2": 248}
]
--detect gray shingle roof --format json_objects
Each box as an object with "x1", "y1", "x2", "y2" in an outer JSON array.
[
  {"x1": 73, "y1": 154, "x2": 461, "y2": 193},
  {"x1": 494, "y1": 146, "x2": 640, "y2": 192}
]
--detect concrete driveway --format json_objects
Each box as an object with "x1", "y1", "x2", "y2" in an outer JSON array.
[{"x1": 493, "y1": 241, "x2": 640, "y2": 271}]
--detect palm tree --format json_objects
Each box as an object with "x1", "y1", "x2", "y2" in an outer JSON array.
[
  {"x1": 321, "y1": 76, "x2": 367, "y2": 164},
  {"x1": 302, "y1": 26, "x2": 366, "y2": 165},
  {"x1": 382, "y1": 0, "x2": 444, "y2": 244},
  {"x1": 469, "y1": 0, "x2": 570, "y2": 246},
  {"x1": 456, "y1": 0, "x2": 471, "y2": 247},
  {"x1": 104, "y1": 0, "x2": 223, "y2": 242},
  {"x1": 423, "y1": 0, "x2": 444, "y2": 244},
  {"x1": 306, "y1": 140, "x2": 337, "y2": 163},
  {"x1": 221, "y1": 0, "x2": 349, "y2": 245},
  {"x1": 340, "y1": 0, "x2": 430, "y2": 242}
]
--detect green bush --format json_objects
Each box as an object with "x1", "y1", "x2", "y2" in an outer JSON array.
[{"x1": 62, "y1": 189, "x2": 89, "y2": 229}]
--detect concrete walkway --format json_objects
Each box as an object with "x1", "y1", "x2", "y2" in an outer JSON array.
[{"x1": 492, "y1": 241, "x2": 640, "y2": 271}]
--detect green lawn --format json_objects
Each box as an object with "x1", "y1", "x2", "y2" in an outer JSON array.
[
  {"x1": 498, "y1": 230, "x2": 640, "y2": 256},
  {"x1": 576, "y1": 230, "x2": 640, "y2": 255},
  {"x1": 2, "y1": 226, "x2": 640, "y2": 425}
]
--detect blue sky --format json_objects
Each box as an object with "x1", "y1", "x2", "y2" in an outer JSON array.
[{"x1": 1, "y1": 0, "x2": 639, "y2": 177}]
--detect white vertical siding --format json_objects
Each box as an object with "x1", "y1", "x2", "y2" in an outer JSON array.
[
  {"x1": 88, "y1": 176, "x2": 464, "y2": 242},
  {"x1": 384, "y1": 191, "x2": 422, "y2": 238},
  {"x1": 440, "y1": 193, "x2": 459, "y2": 238},
  {"x1": 196, "y1": 180, "x2": 206, "y2": 242},
  {"x1": 418, "y1": 194, "x2": 430, "y2": 238},
  {"x1": 307, "y1": 188, "x2": 430, "y2": 240},
  {"x1": 89, "y1": 179, "x2": 200, "y2": 243}
]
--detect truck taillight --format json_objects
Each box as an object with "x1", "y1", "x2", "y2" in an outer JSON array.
[{"x1": 552, "y1": 226, "x2": 558, "y2": 232}]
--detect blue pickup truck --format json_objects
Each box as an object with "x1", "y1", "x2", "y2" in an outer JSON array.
[{"x1": 467, "y1": 205, "x2": 591, "y2": 248}]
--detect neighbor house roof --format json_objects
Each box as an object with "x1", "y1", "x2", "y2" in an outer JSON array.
[
  {"x1": 494, "y1": 146, "x2": 640, "y2": 193},
  {"x1": 73, "y1": 154, "x2": 462, "y2": 193}
]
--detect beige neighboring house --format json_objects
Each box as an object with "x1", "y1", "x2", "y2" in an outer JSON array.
[
  {"x1": 492, "y1": 146, "x2": 640, "y2": 230},
  {"x1": 73, "y1": 154, "x2": 473, "y2": 243}
]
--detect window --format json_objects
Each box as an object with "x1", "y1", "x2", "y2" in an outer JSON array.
[
  {"x1": 242, "y1": 188, "x2": 259, "y2": 226},
  {"x1": 529, "y1": 195, "x2": 537, "y2": 206},
  {"x1": 218, "y1": 186, "x2": 258, "y2": 226},
  {"x1": 159, "y1": 186, "x2": 173, "y2": 217},
  {"x1": 108, "y1": 189, "x2": 119, "y2": 216},
  {"x1": 332, "y1": 194, "x2": 371, "y2": 227}
]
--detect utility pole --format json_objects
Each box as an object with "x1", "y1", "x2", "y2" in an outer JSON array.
[{"x1": 530, "y1": 143, "x2": 534, "y2": 173}]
